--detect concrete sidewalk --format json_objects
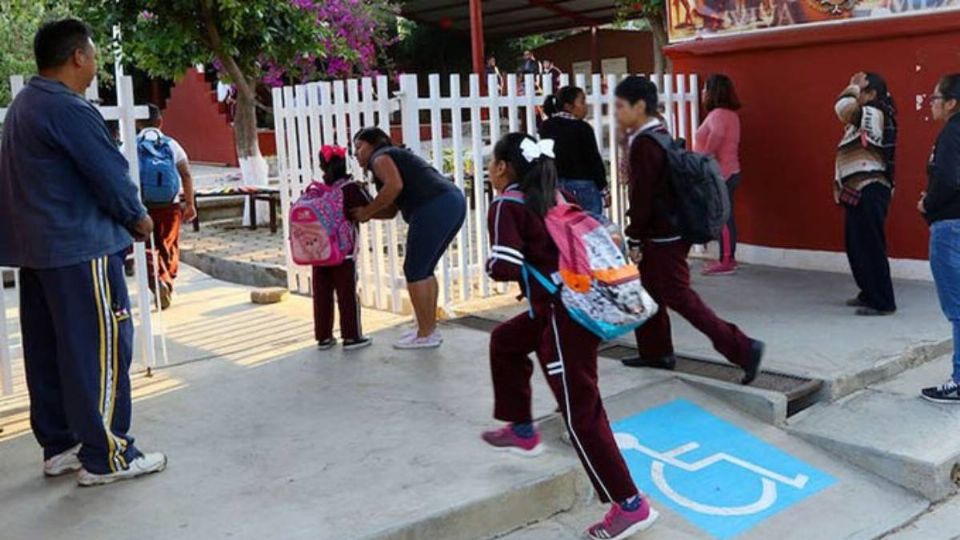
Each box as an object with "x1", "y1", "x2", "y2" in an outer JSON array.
[
  {"x1": 0, "y1": 263, "x2": 953, "y2": 540},
  {"x1": 0, "y1": 273, "x2": 676, "y2": 540},
  {"x1": 0, "y1": 300, "x2": 930, "y2": 540}
]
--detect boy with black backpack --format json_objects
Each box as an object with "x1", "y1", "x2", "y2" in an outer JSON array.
[
  {"x1": 136, "y1": 105, "x2": 195, "y2": 310},
  {"x1": 614, "y1": 76, "x2": 765, "y2": 385}
]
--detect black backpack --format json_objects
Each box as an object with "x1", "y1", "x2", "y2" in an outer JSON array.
[{"x1": 643, "y1": 131, "x2": 730, "y2": 244}]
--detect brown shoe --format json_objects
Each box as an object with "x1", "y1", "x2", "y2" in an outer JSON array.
[{"x1": 157, "y1": 283, "x2": 172, "y2": 311}]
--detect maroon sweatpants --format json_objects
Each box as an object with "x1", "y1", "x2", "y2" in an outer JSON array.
[
  {"x1": 312, "y1": 260, "x2": 361, "y2": 342},
  {"x1": 146, "y1": 204, "x2": 182, "y2": 291},
  {"x1": 490, "y1": 303, "x2": 637, "y2": 503},
  {"x1": 635, "y1": 240, "x2": 751, "y2": 366}
]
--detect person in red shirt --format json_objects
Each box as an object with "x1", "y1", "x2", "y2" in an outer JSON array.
[
  {"x1": 481, "y1": 132, "x2": 659, "y2": 540},
  {"x1": 312, "y1": 146, "x2": 373, "y2": 351},
  {"x1": 614, "y1": 76, "x2": 764, "y2": 384}
]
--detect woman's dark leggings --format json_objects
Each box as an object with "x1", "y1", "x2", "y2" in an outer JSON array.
[{"x1": 719, "y1": 174, "x2": 740, "y2": 263}]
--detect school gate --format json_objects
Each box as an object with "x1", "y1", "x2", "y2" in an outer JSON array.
[{"x1": 273, "y1": 72, "x2": 701, "y2": 313}]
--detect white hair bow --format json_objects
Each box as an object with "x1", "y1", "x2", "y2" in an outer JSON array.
[{"x1": 520, "y1": 138, "x2": 556, "y2": 163}]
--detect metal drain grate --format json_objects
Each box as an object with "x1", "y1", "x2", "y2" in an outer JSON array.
[
  {"x1": 449, "y1": 315, "x2": 823, "y2": 416},
  {"x1": 599, "y1": 345, "x2": 822, "y2": 416}
]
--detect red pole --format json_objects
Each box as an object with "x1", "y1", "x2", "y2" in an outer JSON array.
[{"x1": 470, "y1": 0, "x2": 486, "y2": 78}]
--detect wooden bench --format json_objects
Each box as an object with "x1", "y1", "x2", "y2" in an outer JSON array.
[{"x1": 192, "y1": 186, "x2": 281, "y2": 234}]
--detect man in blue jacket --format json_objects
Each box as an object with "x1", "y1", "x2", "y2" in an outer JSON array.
[{"x1": 0, "y1": 19, "x2": 167, "y2": 486}]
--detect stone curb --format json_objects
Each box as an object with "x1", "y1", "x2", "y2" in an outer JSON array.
[{"x1": 181, "y1": 249, "x2": 286, "y2": 289}]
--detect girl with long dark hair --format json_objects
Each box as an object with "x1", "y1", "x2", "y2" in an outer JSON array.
[
  {"x1": 539, "y1": 86, "x2": 608, "y2": 219},
  {"x1": 350, "y1": 128, "x2": 467, "y2": 349},
  {"x1": 834, "y1": 72, "x2": 898, "y2": 316},
  {"x1": 482, "y1": 132, "x2": 658, "y2": 540},
  {"x1": 920, "y1": 74, "x2": 960, "y2": 403}
]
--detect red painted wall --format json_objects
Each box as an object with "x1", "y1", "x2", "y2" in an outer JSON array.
[
  {"x1": 163, "y1": 69, "x2": 280, "y2": 165},
  {"x1": 162, "y1": 69, "x2": 238, "y2": 166},
  {"x1": 668, "y1": 13, "x2": 960, "y2": 260}
]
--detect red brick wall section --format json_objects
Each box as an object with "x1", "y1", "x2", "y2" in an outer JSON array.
[
  {"x1": 668, "y1": 14, "x2": 960, "y2": 260},
  {"x1": 258, "y1": 130, "x2": 277, "y2": 157},
  {"x1": 533, "y1": 29, "x2": 656, "y2": 77},
  {"x1": 161, "y1": 68, "x2": 238, "y2": 166}
]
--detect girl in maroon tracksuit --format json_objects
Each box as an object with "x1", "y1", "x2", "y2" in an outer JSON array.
[
  {"x1": 313, "y1": 146, "x2": 373, "y2": 351},
  {"x1": 481, "y1": 133, "x2": 659, "y2": 540}
]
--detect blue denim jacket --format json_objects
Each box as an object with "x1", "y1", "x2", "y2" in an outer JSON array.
[{"x1": 0, "y1": 77, "x2": 146, "y2": 269}]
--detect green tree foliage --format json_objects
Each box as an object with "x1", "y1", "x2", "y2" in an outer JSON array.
[
  {"x1": 70, "y1": 1, "x2": 393, "y2": 183},
  {"x1": 0, "y1": 1, "x2": 75, "y2": 104},
  {"x1": 74, "y1": 0, "x2": 340, "y2": 171},
  {"x1": 615, "y1": 0, "x2": 670, "y2": 75}
]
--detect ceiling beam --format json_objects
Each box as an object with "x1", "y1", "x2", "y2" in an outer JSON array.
[
  {"x1": 400, "y1": 1, "x2": 466, "y2": 17},
  {"x1": 487, "y1": 20, "x2": 618, "y2": 38},
  {"x1": 525, "y1": 0, "x2": 602, "y2": 26},
  {"x1": 484, "y1": 7, "x2": 618, "y2": 34},
  {"x1": 444, "y1": 0, "x2": 581, "y2": 23}
]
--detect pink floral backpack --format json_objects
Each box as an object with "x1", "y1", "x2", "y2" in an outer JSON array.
[{"x1": 289, "y1": 180, "x2": 356, "y2": 266}]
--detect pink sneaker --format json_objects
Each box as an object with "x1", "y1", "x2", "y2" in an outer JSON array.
[
  {"x1": 481, "y1": 425, "x2": 544, "y2": 457},
  {"x1": 702, "y1": 260, "x2": 738, "y2": 276},
  {"x1": 586, "y1": 498, "x2": 659, "y2": 540}
]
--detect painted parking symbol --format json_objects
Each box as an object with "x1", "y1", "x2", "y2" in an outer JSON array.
[{"x1": 612, "y1": 399, "x2": 835, "y2": 539}]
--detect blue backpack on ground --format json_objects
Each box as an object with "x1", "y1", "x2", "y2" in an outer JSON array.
[{"x1": 137, "y1": 135, "x2": 181, "y2": 204}]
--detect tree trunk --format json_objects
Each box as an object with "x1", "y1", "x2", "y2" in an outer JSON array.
[
  {"x1": 648, "y1": 12, "x2": 672, "y2": 77},
  {"x1": 232, "y1": 83, "x2": 268, "y2": 186},
  {"x1": 199, "y1": 5, "x2": 270, "y2": 224}
]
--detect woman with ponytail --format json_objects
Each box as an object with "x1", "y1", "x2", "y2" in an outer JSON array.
[
  {"x1": 539, "y1": 86, "x2": 609, "y2": 219},
  {"x1": 920, "y1": 74, "x2": 960, "y2": 403},
  {"x1": 481, "y1": 133, "x2": 659, "y2": 540},
  {"x1": 834, "y1": 72, "x2": 898, "y2": 316}
]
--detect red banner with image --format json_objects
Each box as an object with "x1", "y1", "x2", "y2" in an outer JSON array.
[{"x1": 668, "y1": 0, "x2": 960, "y2": 42}]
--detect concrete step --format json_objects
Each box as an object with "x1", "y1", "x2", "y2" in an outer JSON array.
[
  {"x1": 788, "y1": 355, "x2": 960, "y2": 502},
  {"x1": 450, "y1": 312, "x2": 802, "y2": 426},
  {"x1": 499, "y1": 378, "x2": 928, "y2": 540}
]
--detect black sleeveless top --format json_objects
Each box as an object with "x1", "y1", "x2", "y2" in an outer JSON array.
[{"x1": 368, "y1": 146, "x2": 456, "y2": 222}]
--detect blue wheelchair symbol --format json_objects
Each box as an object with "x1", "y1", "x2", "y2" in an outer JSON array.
[{"x1": 612, "y1": 399, "x2": 835, "y2": 539}]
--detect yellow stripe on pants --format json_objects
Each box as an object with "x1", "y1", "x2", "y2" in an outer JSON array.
[{"x1": 92, "y1": 257, "x2": 121, "y2": 472}]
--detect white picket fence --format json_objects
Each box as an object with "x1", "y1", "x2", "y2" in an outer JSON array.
[
  {"x1": 0, "y1": 73, "x2": 167, "y2": 397},
  {"x1": 273, "y1": 72, "x2": 700, "y2": 313}
]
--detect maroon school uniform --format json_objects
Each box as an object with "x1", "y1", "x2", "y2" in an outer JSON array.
[
  {"x1": 626, "y1": 122, "x2": 752, "y2": 366},
  {"x1": 312, "y1": 180, "x2": 372, "y2": 343},
  {"x1": 486, "y1": 184, "x2": 638, "y2": 503}
]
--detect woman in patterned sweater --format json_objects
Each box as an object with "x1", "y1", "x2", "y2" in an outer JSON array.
[{"x1": 834, "y1": 72, "x2": 898, "y2": 316}]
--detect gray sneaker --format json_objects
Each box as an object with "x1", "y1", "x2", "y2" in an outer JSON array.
[
  {"x1": 43, "y1": 444, "x2": 82, "y2": 477},
  {"x1": 78, "y1": 452, "x2": 167, "y2": 487}
]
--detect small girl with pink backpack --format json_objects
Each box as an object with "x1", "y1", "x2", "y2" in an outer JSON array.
[{"x1": 289, "y1": 145, "x2": 373, "y2": 351}]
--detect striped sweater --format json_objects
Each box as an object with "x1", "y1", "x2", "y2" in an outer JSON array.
[{"x1": 834, "y1": 84, "x2": 897, "y2": 191}]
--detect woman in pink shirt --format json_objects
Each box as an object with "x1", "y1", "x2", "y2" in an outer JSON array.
[{"x1": 695, "y1": 74, "x2": 742, "y2": 276}]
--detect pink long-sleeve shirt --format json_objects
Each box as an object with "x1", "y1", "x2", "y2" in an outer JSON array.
[{"x1": 694, "y1": 108, "x2": 741, "y2": 179}]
